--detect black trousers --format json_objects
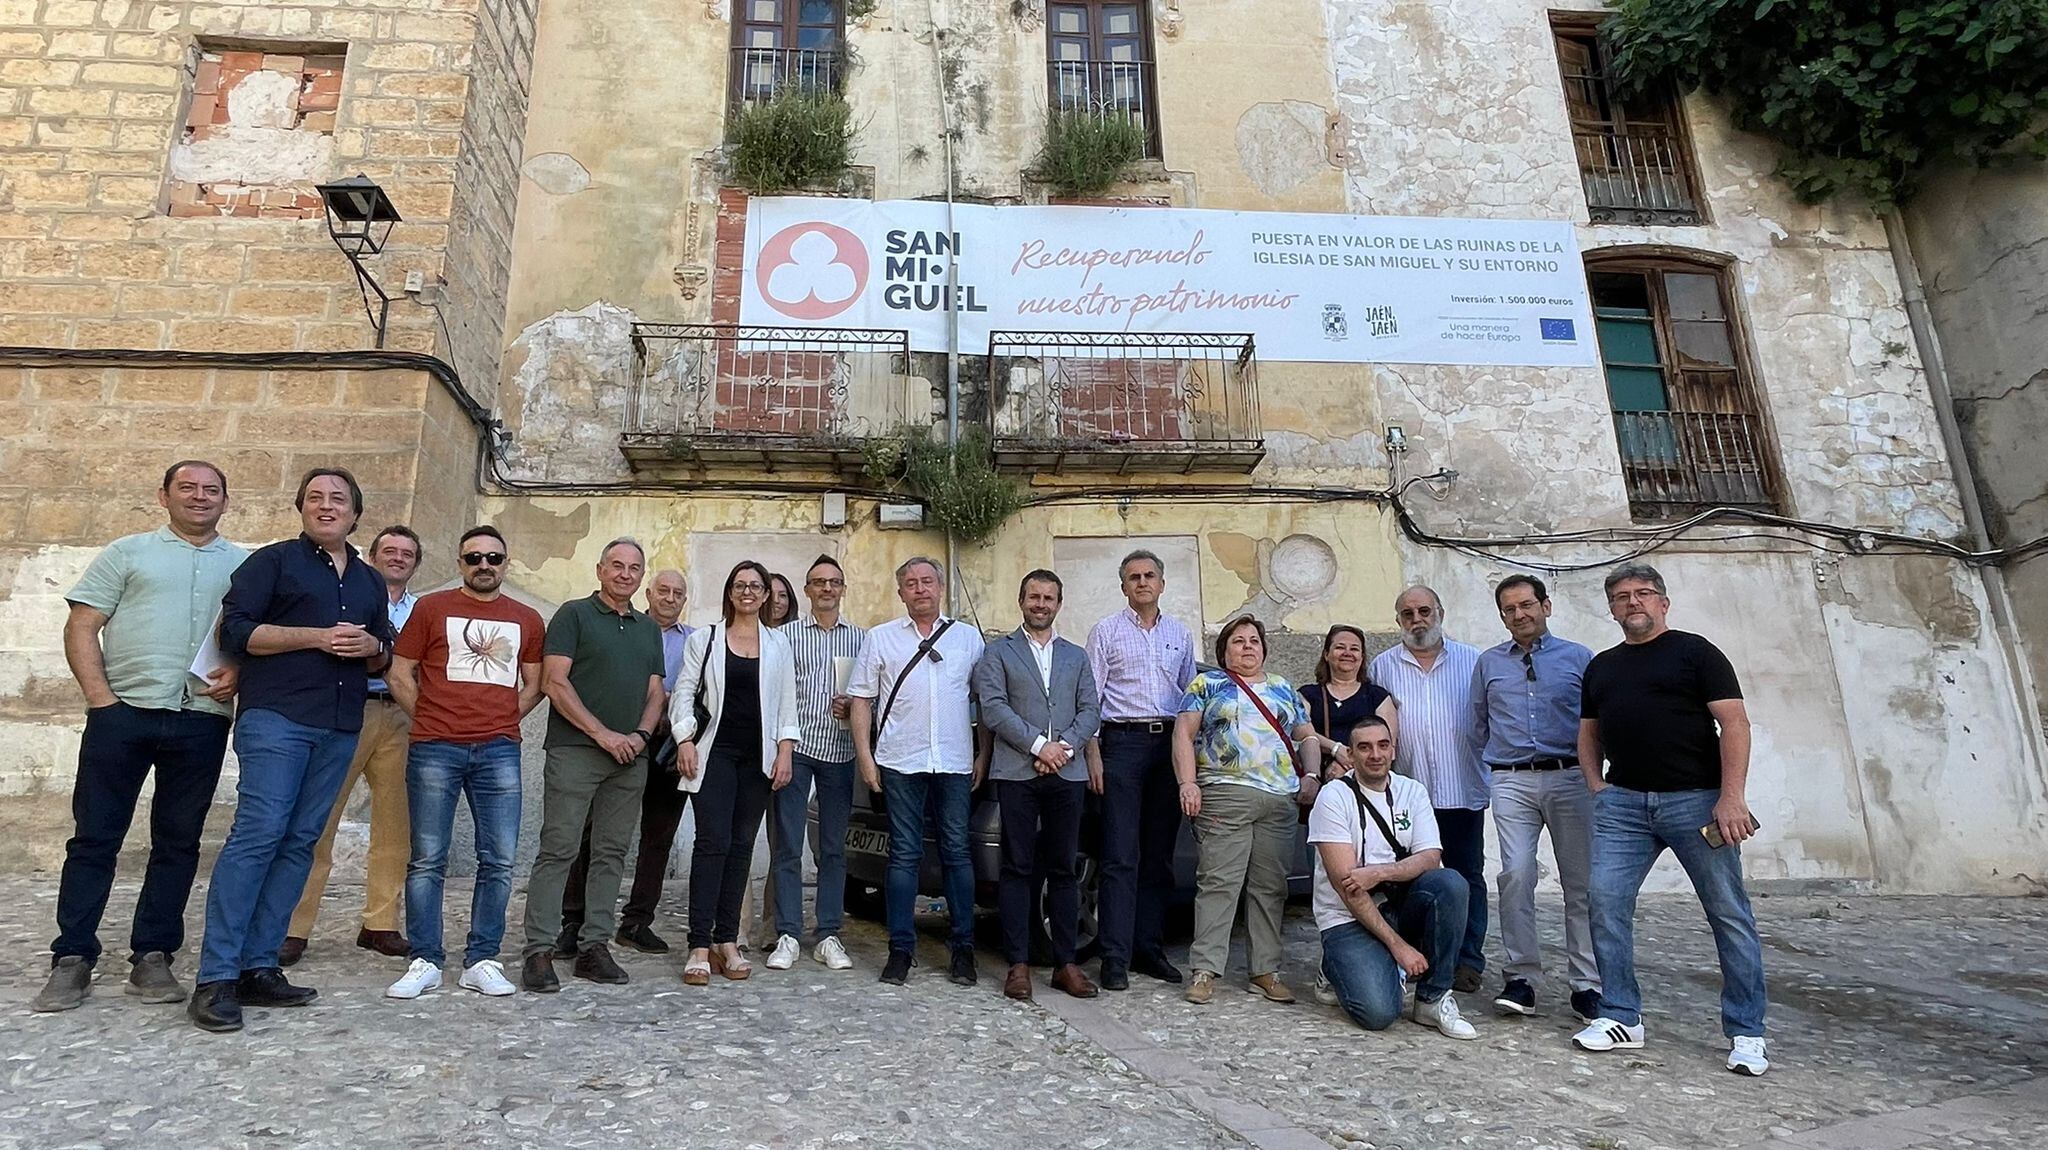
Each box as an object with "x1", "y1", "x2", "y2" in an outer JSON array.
[
  {"x1": 53, "y1": 703, "x2": 231, "y2": 965},
  {"x1": 998, "y1": 774, "x2": 1086, "y2": 965},
  {"x1": 688, "y1": 745, "x2": 771, "y2": 949},
  {"x1": 1095, "y1": 724, "x2": 1181, "y2": 966},
  {"x1": 563, "y1": 754, "x2": 690, "y2": 934}
]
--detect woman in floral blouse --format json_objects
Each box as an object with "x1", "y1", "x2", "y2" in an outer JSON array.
[{"x1": 1172, "y1": 615, "x2": 1322, "y2": 1006}]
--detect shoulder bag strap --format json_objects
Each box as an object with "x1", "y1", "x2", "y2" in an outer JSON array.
[
  {"x1": 875, "y1": 618, "x2": 955, "y2": 739},
  {"x1": 1226, "y1": 670, "x2": 1304, "y2": 777},
  {"x1": 1346, "y1": 775, "x2": 1411, "y2": 861}
]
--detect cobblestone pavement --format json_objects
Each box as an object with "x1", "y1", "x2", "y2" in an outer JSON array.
[{"x1": 2, "y1": 877, "x2": 2042, "y2": 1149}]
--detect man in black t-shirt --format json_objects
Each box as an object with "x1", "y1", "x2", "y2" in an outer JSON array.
[{"x1": 1570, "y1": 563, "x2": 1770, "y2": 1078}]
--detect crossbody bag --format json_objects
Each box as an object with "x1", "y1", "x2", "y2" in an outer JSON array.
[
  {"x1": 1346, "y1": 774, "x2": 1413, "y2": 914},
  {"x1": 874, "y1": 618, "x2": 955, "y2": 743}
]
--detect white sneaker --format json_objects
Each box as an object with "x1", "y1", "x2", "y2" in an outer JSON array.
[
  {"x1": 1727, "y1": 1035, "x2": 1770, "y2": 1076},
  {"x1": 386, "y1": 958, "x2": 442, "y2": 999},
  {"x1": 1313, "y1": 972, "x2": 1338, "y2": 1006},
  {"x1": 766, "y1": 934, "x2": 802, "y2": 971},
  {"x1": 1412, "y1": 992, "x2": 1478, "y2": 1040},
  {"x1": 459, "y1": 959, "x2": 516, "y2": 997},
  {"x1": 1572, "y1": 1017, "x2": 1647, "y2": 1051},
  {"x1": 814, "y1": 936, "x2": 853, "y2": 970}
]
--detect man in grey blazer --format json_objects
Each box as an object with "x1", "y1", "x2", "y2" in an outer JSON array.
[{"x1": 973, "y1": 569, "x2": 1103, "y2": 1001}]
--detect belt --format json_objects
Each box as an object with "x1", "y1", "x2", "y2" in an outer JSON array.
[
  {"x1": 1490, "y1": 757, "x2": 1577, "y2": 771},
  {"x1": 1102, "y1": 719, "x2": 1172, "y2": 734},
  {"x1": 367, "y1": 689, "x2": 396, "y2": 703}
]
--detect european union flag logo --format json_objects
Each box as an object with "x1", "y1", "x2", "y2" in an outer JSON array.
[{"x1": 1539, "y1": 317, "x2": 1576, "y2": 342}]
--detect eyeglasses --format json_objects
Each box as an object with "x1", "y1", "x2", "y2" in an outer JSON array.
[
  {"x1": 461, "y1": 551, "x2": 507, "y2": 567},
  {"x1": 807, "y1": 577, "x2": 845, "y2": 588},
  {"x1": 731, "y1": 583, "x2": 766, "y2": 595}
]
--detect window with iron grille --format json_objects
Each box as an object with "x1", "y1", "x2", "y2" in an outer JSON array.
[
  {"x1": 730, "y1": 0, "x2": 845, "y2": 111},
  {"x1": 1551, "y1": 17, "x2": 1702, "y2": 225},
  {"x1": 1047, "y1": 1, "x2": 1161, "y2": 159},
  {"x1": 1586, "y1": 255, "x2": 1784, "y2": 519}
]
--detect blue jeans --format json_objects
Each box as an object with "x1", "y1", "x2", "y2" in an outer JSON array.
[
  {"x1": 1435, "y1": 806, "x2": 1489, "y2": 974},
  {"x1": 1589, "y1": 785, "x2": 1767, "y2": 1038},
  {"x1": 405, "y1": 738, "x2": 522, "y2": 968},
  {"x1": 1319, "y1": 867, "x2": 1467, "y2": 1030},
  {"x1": 197, "y1": 708, "x2": 358, "y2": 984},
  {"x1": 771, "y1": 753, "x2": 854, "y2": 941},
  {"x1": 879, "y1": 767, "x2": 974, "y2": 955}
]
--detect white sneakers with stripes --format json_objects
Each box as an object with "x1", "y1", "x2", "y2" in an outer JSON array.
[{"x1": 1571, "y1": 1017, "x2": 1646, "y2": 1051}]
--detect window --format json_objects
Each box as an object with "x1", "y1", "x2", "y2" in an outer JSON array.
[
  {"x1": 1586, "y1": 254, "x2": 1782, "y2": 518},
  {"x1": 1047, "y1": 2, "x2": 1160, "y2": 159},
  {"x1": 164, "y1": 44, "x2": 345, "y2": 218},
  {"x1": 1551, "y1": 18, "x2": 1701, "y2": 224},
  {"x1": 730, "y1": 0, "x2": 844, "y2": 110}
]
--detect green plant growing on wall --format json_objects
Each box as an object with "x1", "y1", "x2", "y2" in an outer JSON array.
[
  {"x1": 1602, "y1": 0, "x2": 2048, "y2": 206},
  {"x1": 863, "y1": 425, "x2": 1022, "y2": 546},
  {"x1": 847, "y1": 0, "x2": 876, "y2": 19},
  {"x1": 1034, "y1": 110, "x2": 1149, "y2": 197},
  {"x1": 728, "y1": 88, "x2": 858, "y2": 195}
]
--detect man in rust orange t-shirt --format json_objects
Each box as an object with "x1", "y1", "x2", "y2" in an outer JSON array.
[{"x1": 382, "y1": 525, "x2": 545, "y2": 1000}]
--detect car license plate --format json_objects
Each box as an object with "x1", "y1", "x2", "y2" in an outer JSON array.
[{"x1": 845, "y1": 827, "x2": 890, "y2": 855}]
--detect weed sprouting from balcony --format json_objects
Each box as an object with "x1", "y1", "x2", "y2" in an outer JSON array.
[
  {"x1": 864, "y1": 425, "x2": 1022, "y2": 546},
  {"x1": 728, "y1": 88, "x2": 857, "y2": 195},
  {"x1": 1034, "y1": 110, "x2": 1148, "y2": 198}
]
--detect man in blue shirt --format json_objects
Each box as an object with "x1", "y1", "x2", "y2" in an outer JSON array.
[
  {"x1": 189, "y1": 468, "x2": 393, "y2": 1032},
  {"x1": 1467, "y1": 574, "x2": 1599, "y2": 1023}
]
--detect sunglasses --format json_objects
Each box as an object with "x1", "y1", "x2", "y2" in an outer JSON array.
[{"x1": 461, "y1": 551, "x2": 507, "y2": 567}]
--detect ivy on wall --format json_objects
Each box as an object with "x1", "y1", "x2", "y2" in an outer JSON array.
[
  {"x1": 1603, "y1": 0, "x2": 2048, "y2": 205},
  {"x1": 863, "y1": 425, "x2": 1022, "y2": 546}
]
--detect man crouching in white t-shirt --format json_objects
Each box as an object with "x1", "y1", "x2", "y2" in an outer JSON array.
[{"x1": 1307, "y1": 715, "x2": 1477, "y2": 1039}]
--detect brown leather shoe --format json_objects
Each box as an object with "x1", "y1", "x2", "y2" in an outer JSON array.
[
  {"x1": 1003, "y1": 963, "x2": 1033, "y2": 1001},
  {"x1": 356, "y1": 928, "x2": 410, "y2": 957},
  {"x1": 1051, "y1": 963, "x2": 1098, "y2": 999},
  {"x1": 1250, "y1": 973, "x2": 1296, "y2": 1004},
  {"x1": 278, "y1": 936, "x2": 308, "y2": 967}
]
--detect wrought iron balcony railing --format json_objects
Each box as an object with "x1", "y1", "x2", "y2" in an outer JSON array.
[
  {"x1": 1573, "y1": 129, "x2": 1702, "y2": 224},
  {"x1": 1614, "y1": 408, "x2": 1778, "y2": 518},
  {"x1": 730, "y1": 45, "x2": 846, "y2": 110},
  {"x1": 622, "y1": 323, "x2": 923, "y2": 474},
  {"x1": 987, "y1": 331, "x2": 1262, "y2": 473},
  {"x1": 1047, "y1": 58, "x2": 1161, "y2": 160}
]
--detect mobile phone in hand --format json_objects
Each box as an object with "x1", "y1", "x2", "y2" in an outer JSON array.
[{"x1": 1701, "y1": 817, "x2": 1761, "y2": 848}]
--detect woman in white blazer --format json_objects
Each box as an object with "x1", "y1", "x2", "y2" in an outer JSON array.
[{"x1": 667, "y1": 560, "x2": 800, "y2": 985}]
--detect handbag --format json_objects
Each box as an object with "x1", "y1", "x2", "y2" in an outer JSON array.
[{"x1": 1346, "y1": 774, "x2": 1413, "y2": 915}]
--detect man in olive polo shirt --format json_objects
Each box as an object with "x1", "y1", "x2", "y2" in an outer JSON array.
[
  {"x1": 518, "y1": 538, "x2": 668, "y2": 992},
  {"x1": 36, "y1": 460, "x2": 247, "y2": 1012}
]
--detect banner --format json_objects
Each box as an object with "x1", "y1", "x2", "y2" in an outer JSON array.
[{"x1": 738, "y1": 197, "x2": 1598, "y2": 367}]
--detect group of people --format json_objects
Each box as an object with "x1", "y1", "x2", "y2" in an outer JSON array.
[{"x1": 34, "y1": 458, "x2": 1771, "y2": 1077}]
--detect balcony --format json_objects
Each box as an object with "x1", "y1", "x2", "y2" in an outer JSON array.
[
  {"x1": 986, "y1": 331, "x2": 1263, "y2": 474},
  {"x1": 729, "y1": 45, "x2": 845, "y2": 111},
  {"x1": 622, "y1": 324, "x2": 926, "y2": 475},
  {"x1": 1614, "y1": 409, "x2": 1778, "y2": 518},
  {"x1": 1047, "y1": 58, "x2": 1161, "y2": 160},
  {"x1": 1574, "y1": 129, "x2": 1702, "y2": 225}
]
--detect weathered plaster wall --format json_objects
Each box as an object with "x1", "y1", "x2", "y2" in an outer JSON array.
[{"x1": 1902, "y1": 163, "x2": 2048, "y2": 724}]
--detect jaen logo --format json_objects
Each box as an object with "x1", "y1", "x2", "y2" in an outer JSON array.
[{"x1": 756, "y1": 221, "x2": 868, "y2": 320}]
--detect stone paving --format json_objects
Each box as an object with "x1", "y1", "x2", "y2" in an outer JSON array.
[{"x1": 2, "y1": 876, "x2": 2043, "y2": 1150}]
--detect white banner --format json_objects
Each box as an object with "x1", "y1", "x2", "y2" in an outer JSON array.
[{"x1": 738, "y1": 197, "x2": 1598, "y2": 367}]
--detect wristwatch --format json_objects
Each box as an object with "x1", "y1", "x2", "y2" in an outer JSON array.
[{"x1": 630, "y1": 728, "x2": 652, "y2": 743}]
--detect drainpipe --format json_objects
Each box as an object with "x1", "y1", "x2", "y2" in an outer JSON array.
[
  {"x1": 929, "y1": 0, "x2": 961, "y2": 614},
  {"x1": 1880, "y1": 207, "x2": 2048, "y2": 773}
]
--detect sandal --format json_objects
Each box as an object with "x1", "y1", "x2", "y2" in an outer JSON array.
[
  {"x1": 710, "y1": 944, "x2": 751, "y2": 981},
  {"x1": 682, "y1": 951, "x2": 711, "y2": 986}
]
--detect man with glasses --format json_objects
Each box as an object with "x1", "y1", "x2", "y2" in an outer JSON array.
[
  {"x1": 1468, "y1": 575, "x2": 1598, "y2": 1023},
  {"x1": 766, "y1": 555, "x2": 865, "y2": 972},
  {"x1": 1368, "y1": 585, "x2": 1486, "y2": 995},
  {"x1": 382, "y1": 527, "x2": 544, "y2": 999},
  {"x1": 518, "y1": 538, "x2": 667, "y2": 992},
  {"x1": 557, "y1": 569, "x2": 694, "y2": 957},
  {"x1": 847, "y1": 556, "x2": 985, "y2": 986},
  {"x1": 1573, "y1": 563, "x2": 1768, "y2": 1077}
]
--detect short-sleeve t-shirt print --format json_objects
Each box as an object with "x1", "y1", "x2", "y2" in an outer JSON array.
[{"x1": 395, "y1": 589, "x2": 546, "y2": 744}]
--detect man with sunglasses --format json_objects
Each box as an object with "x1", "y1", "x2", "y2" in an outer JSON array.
[
  {"x1": 1468, "y1": 574, "x2": 1598, "y2": 1024},
  {"x1": 382, "y1": 527, "x2": 544, "y2": 999}
]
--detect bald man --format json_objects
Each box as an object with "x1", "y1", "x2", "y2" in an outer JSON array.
[{"x1": 558, "y1": 568, "x2": 694, "y2": 956}]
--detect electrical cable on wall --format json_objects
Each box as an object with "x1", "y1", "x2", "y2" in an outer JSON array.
[{"x1": 6, "y1": 345, "x2": 2041, "y2": 574}]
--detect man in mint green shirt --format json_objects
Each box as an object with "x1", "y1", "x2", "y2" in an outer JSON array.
[{"x1": 34, "y1": 460, "x2": 247, "y2": 1014}]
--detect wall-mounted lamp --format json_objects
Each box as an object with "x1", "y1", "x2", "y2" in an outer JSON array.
[{"x1": 316, "y1": 174, "x2": 402, "y2": 348}]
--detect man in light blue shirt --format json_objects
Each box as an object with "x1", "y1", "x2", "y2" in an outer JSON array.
[{"x1": 1468, "y1": 574, "x2": 1599, "y2": 1023}]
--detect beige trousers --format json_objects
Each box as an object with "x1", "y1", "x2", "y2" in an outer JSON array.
[
  {"x1": 289, "y1": 698, "x2": 411, "y2": 936},
  {"x1": 1186, "y1": 782, "x2": 1297, "y2": 980}
]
